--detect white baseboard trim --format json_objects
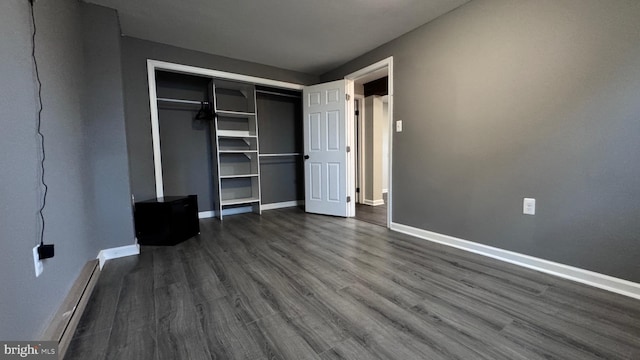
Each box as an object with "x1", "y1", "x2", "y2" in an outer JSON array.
[
  {"x1": 222, "y1": 206, "x2": 253, "y2": 216},
  {"x1": 97, "y1": 244, "x2": 140, "y2": 270},
  {"x1": 364, "y1": 199, "x2": 385, "y2": 206},
  {"x1": 200, "y1": 206, "x2": 267, "y2": 219},
  {"x1": 198, "y1": 211, "x2": 215, "y2": 219},
  {"x1": 390, "y1": 222, "x2": 640, "y2": 300},
  {"x1": 261, "y1": 200, "x2": 303, "y2": 211}
]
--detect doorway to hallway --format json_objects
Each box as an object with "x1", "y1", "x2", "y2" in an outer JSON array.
[{"x1": 352, "y1": 73, "x2": 389, "y2": 228}]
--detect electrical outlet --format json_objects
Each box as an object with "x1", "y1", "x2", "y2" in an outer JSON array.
[
  {"x1": 33, "y1": 245, "x2": 43, "y2": 277},
  {"x1": 523, "y1": 198, "x2": 536, "y2": 215},
  {"x1": 396, "y1": 120, "x2": 403, "y2": 132}
]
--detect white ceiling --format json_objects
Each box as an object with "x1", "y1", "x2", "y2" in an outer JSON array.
[{"x1": 85, "y1": 0, "x2": 470, "y2": 75}]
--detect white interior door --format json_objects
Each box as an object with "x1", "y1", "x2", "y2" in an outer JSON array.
[{"x1": 303, "y1": 80, "x2": 348, "y2": 217}]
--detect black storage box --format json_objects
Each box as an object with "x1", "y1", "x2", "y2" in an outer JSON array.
[{"x1": 134, "y1": 195, "x2": 200, "y2": 246}]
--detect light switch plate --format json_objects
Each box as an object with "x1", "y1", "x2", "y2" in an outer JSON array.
[
  {"x1": 523, "y1": 198, "x2": 536, "y2": 215},
  {"x1": 396, "y1": 120, "x2": 403, "y2": 132},
  {"x1": 33, "y1": 245, "x2": 43, "y2": 277}
]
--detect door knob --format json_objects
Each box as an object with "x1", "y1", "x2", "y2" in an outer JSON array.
[{"x1": 304, "y1": 155, "x2": 310, "y2": 160}]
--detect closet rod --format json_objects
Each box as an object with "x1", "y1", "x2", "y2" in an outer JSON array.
[
  {"x1": 259, "y1": 153, "x2": 301, "y2": 157},
  {"x1": 255, "y1": 90, "x2": 301, "y2": 99},
  {"x1": 157, "y1": 97, "x2": 209, "y2": 105}
]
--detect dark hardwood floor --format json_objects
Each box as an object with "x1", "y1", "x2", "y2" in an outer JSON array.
[
  {"x1": 66, "y1": 208, "x2": 640, "y2": 360},
  {"x1": 354, "y1": 203, "x2": 387, "y2": 227}
]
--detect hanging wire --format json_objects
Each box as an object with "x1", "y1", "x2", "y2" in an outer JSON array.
[{"x1": 29, "y1": 0, "x2": 48, "y2": 246}]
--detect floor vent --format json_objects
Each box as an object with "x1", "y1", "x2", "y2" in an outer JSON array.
[{"x1": 42, "y1": 260, "x2": 100, "y2": 358}]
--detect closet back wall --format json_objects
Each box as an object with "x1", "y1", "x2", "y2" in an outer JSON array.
[
  {"x1": 156, "y1": 72, "x2": 214, "y2": 211},
  {"x1": 256, "y1": 91, "x2": 304, "y2": 205},
  {"x1": 121, "y1": 37, "x2": 319, "y2": 202}
]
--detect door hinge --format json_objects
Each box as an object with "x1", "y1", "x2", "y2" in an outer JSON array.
[
  {"x1": 356, "y1": 187, "x2": 360, "y2": 193},
  {"x1": 347, "y1": 196, "x2": 351, "y2": 203},
  {"x1": 346, "y1": 93, "x2": 351, "y2": 101},
  {"x1": 346, "y1": 146, "x2": 351, "y2": 153},
  {"x1": 355, "y1": 110, "x2": 359, "y2": 116}
]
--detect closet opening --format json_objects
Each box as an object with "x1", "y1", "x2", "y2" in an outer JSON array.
[{"x1": 147, "y1": 60, "x2": 305, "y2": 220}]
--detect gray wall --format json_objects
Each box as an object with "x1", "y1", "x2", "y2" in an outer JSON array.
[
  {"x1": 257, "y1": 92, "x2": 304, "y2": 204},
  {"x1": 81, "y1": 3, "x2": 136, "y2": 252},
  {"x1": 0, "y1": 1, "x2": 133, "y2": 339},
  {"x1": 156, "y1": 72, "x2": 214, "y2": 211},
  {"x1": 322, "y1": 0, "x2": 640, "y2": 282},
  {"x1": 121, "y1": 37, "x2": 319, "y2": 202},
  {"x1": 364, "y1": 96, "x2": 385, "y2": 203}
]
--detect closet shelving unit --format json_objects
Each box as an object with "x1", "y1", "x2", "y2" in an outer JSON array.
[
  {"x1": 213, "y1": 80, "x2": 262, "y2": 219},
  {"x1": 150, "y1": 65, "x2": 304, "y2": 221}
]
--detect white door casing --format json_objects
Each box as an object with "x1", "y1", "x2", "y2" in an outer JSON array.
[
  {"x1": 345, "y1": 56, "x2": 393, "y2": 227},
  {"x1": 303, "y1": 80, "x2": 348, "y2": 217}
]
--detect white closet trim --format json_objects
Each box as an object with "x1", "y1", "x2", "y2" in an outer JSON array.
[{"x1": 147, "y1": 59, "x2": 304, "y2": 199}]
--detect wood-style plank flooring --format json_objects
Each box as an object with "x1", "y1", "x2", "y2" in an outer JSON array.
[
  {"x1": 66, "y1": 208, "x2": 640, "y2": 360},
  {"x1": 354, "y1": 203, "x2": 387, "y2": 227}
]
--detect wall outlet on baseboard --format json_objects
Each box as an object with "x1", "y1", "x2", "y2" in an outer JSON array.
[
  {"x1": 523, "y1": 198, "x2": 536, "y2": 215},
  {"x1": 33, "y1": 245, "x2": 43, "y2": 277},
  {"x1": 396, "y1": 120, "x2": 403, "y2": 132}
]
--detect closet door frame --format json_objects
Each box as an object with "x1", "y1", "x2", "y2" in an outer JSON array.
[{"x1": 147, "y1": 59, "x2": 303, "y2": 199}]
